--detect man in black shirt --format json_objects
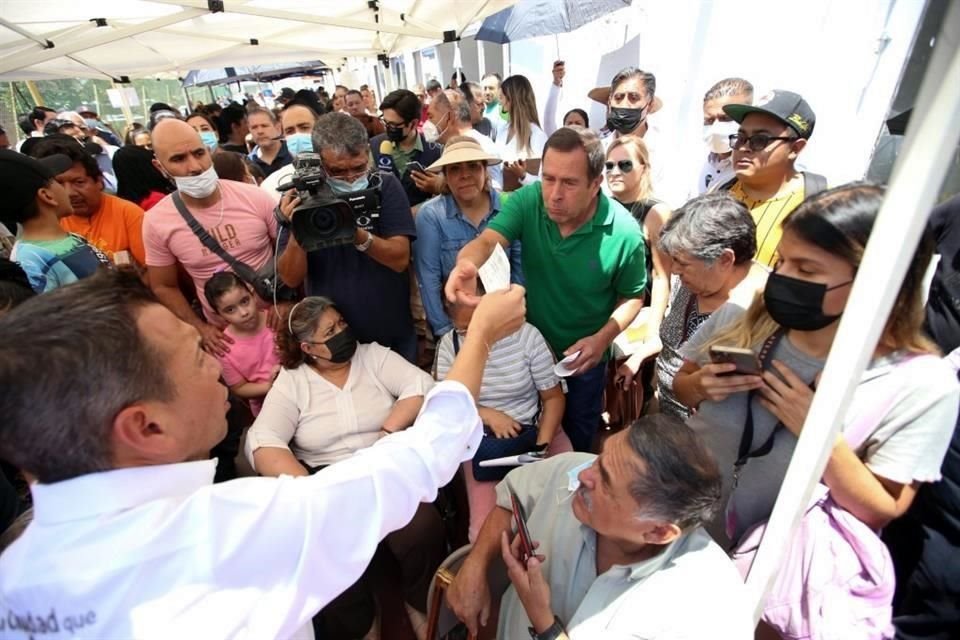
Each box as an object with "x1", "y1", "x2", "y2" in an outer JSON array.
[
  {"x1": 277, "y1": 112, "x2": 418, "y2": 362},
  {"x1": 247, "y1": 108, "x2": 291, "y2": 178}
]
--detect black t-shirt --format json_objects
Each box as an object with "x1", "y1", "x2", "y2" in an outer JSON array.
[
  {"x1": 250, "y1": 142, "x2": 293, "y2": 178},
  {"x1": 282, "y1": 171, "x2": 417, "y2": 346},
  {"x1": 621, "y1": 198, "x2": 660, "y2": 303},
  {"x1": 474, "y1": 117, "x2": 494, "y2": 139}
]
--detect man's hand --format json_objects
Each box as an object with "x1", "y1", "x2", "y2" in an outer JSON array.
[
  {"x1": 501, "y1": 531, "x2": 554, "y2": 633},
  {"x1": 469, "y1": 285, "x2": 526, "y2": 345},
  {"x1": 563, "y1": 332, "x2": 608, "y2": 376},
  {"x1": 410, "y1": 169, "x2": 444, "y2": 195},
  {"x1": 278, "y1": 191, "x2": 300, "y2": 222},
  {"x1": 445, "y1": 258, "x2": 482, "y2": 306},
  {"x1": 198, "y1": 322, "x2": 234, "y2": 357},
  {"x1": 503, "y1": 159, "x2": 527, "y2": 181},
  {"x1": 446, "y1": 556, "x2": 493, "y2": 637},
  {"x1": 552, "y1": 60, "x2": 565, "y2": 87},
  {"x1": 481, "y1": 407, "x2": 522, "y2": 438},
  {"x1": 265, "y1": 301, "x2": 293, "y2": 333}
]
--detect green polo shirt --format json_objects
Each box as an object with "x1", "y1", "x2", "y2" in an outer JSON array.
[
  {"x1": 390, "y1": 134, "x2": 423, "y2": 176},
  {"x1": 488, "y1": 183, "x2": 646, "y2": 356}
]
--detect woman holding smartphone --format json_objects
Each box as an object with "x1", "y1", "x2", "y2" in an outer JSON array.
[{"x1": 673, "y1": 183, "x2": 958, "y2": 554}]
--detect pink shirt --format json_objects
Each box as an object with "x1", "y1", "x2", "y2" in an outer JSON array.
[
  {"x1": 219, "y1": 319, "x2": 281, "y2": 416},
  {"x1": 143, "y1": 180, "x2": 278, "y2": 323}
]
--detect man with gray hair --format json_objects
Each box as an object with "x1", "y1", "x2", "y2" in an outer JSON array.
[
  {"x1": 446, "y1": 414, "x2": 753, "y2": 639},
  {"x1": 427, "y1": 88, "x2": 501, "y2": 188},
  {"x1": 276, "y1": 111, "x2": 418, "y2": 361}
]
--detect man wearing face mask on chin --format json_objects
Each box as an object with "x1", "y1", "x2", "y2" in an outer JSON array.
[
  {"x1": 370, "y1": 89, "x2": 444, "y2": 209},
  {"x1": 696, "y1": 78, "x2": 754, "y2": 195},
  {"x1": 277, "y1": 112, "x2": 420, "y2": 363},
  {"x1": 588, "y1": 67, "x2": 665, "y2": 197},
  {"x1": 143, "y1": 119, "x2": 282, "y2": 356}
]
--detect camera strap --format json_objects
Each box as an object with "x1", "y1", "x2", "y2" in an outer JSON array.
[{"x1": 171, "y1": 191, "x2": 260, "y2": 286}]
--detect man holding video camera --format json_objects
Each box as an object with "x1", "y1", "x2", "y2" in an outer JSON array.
[{"x1": 276, "y1": 112, "x2": 418, "y2": 362}]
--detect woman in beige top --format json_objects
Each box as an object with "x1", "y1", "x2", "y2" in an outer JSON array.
[{"x1": 246, "y1": 296, "x2": 441, "y2": 638}]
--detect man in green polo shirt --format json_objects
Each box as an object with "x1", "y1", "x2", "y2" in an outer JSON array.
[{"x1": 445, "y1": 127, "x2": 647, "y2": 452}]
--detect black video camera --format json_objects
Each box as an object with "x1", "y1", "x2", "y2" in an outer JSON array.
[{"x1": 277, "y1": 153, "x2": 381, "y2": 252}]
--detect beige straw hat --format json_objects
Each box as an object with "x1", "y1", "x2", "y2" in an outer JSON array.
[{"x1": 426, "y1": 136, "x2": 502, "y2": 173}]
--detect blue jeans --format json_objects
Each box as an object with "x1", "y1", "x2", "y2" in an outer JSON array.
[{"x1": 561, "y1": 361, "x2": 607, "y2": 453}]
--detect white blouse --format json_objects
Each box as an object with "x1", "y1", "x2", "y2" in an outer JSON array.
[{"x1": 247, "y1": 343, "x2": 434, "y2": 470}]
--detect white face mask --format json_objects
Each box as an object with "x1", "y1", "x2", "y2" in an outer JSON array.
[
  {"x1": 173, "y1": 165, "x2": 219, "y2": 199},
  {"x1": 702, "y1": 120, "x2": 740, "y2": 155},
  {"x1": 422, "y1": 119, "x2": 440, "y2": 143}
]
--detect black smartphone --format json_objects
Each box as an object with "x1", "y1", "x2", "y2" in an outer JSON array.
[
  {"x1": 709, "y1": 345, "x2": 761, "y2": 376},
  {"x1": 509, "y1": 489, "x2": 534, "y2": 563},
  {"x1": 406, "y1": 161, "x2": 426, "y2": 175}
]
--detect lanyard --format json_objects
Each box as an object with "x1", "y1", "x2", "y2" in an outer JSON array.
[{"x1": 732, "y1": 329, "x2": 786, "y2": 489}]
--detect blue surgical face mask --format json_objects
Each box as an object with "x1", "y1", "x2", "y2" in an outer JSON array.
[
  {"x1": 327, "y1": 173, "x2": 369, "y2": 194},
  {"x1": 199, "y1": 130, "x2": 218, "y2": 150},
  {"x1": 285, "y1": 133, "x2": 313, "y2": 156},
  {"x1": 566, "y1": 459, "x2": 594, "y2": 492},
  {"x1": 83, "y1": 118, "x2": 100, "y2": 131}
]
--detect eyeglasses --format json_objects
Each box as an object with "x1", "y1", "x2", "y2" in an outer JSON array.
[
  {"x1": 729, "y1": 133, "x2": 797, "y2": 152},
  {"x1": 380, "y1": 117, "x2": 409, "y2": 130},
  {"x1": 604, "y1": 159, "x2": 636, "y2": 173},
  {"x1": 327, "y1": 167, "x2": 368, "y2": 181}
]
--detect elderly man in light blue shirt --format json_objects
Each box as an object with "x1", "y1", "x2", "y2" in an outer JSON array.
[{"x1": 446, "y1": 414, "x2": 753, "y2": 639}]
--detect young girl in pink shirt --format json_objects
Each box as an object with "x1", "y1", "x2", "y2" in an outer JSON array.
[{"x1": 204, "y1": 271, "x2": 281, "y2": 416}]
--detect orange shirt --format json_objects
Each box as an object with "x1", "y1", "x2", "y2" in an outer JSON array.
[{"x1": 60, "y1": 193, "x2": 146, "y2": 266}]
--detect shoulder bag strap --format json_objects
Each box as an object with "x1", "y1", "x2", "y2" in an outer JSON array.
[
  {"x1": 171, "y1": 192, "x2": 257, "y2": 282},
  {"x1": 733, "y1": 330, "x2": 787, "y2": 486}
]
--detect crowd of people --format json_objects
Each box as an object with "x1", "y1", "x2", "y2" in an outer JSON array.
[{"x1": 0, "y1": 62, "x2": 958, "y2": 640}]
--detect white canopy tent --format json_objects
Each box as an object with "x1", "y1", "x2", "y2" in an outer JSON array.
[{"x1": 0, "y1": 0, "x2": 517, "y2": 81}]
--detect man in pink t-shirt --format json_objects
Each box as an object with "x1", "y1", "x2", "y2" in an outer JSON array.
[{"x1": 145, "y1": 119, "x2": 279, "y2": 356}]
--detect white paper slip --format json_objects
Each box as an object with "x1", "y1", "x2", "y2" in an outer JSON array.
[
  {"x1": 477, "y1": 452, "x2": 545, "y2": 468},
  {"x1": 478, "y1": 243, "x2": 511, "y2": 293},
  {"x1": 553, "y1": 350, "x2": 582, "y2": 377}
]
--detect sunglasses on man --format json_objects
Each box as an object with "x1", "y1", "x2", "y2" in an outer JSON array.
[{"x1": 728, "y1": 132, "x2": 798, "y2": 152}]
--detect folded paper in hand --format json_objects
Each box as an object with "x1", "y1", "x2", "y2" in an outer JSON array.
[
  {"x1": 478, "y1": 243, "x2": 511, "y2": 293},
  {"x1": 477, "y1": 451, "x2": 545, "y2": 468}
]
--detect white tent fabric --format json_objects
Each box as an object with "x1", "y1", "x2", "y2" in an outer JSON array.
[{"x1": 0, "y1": 0, "x2": 518, "y2": 81}]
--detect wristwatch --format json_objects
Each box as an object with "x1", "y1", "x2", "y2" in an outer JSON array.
[
  {"x1": 529, "y1": 616, "x2": 565, "y2": 640},
  {"x1": 354, "y1": 230, "x2": 374, "y2": 252}
]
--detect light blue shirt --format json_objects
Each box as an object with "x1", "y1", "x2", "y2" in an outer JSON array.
[{"x1": 413, "y1": 190, "x2": 523, "y2": 336}]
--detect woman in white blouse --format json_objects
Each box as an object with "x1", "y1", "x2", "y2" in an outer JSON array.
[
  {"x1": 246, "y1": 296, "x2": 441, "y2": 638},
  {"x1": 495, "y1": 74, "x2": 549, "y2": 191}
]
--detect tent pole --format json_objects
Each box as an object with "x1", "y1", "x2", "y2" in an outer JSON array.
[
  {"x1": 183, "y1": 87, "x2": 192, "y2": 114},
  {"x1": 744, "y1": 2, "x2": 960, "y2": 624}
]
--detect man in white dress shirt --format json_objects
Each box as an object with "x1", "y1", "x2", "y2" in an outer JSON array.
[{"x1": 0, "y1": 268, "x2": 526, "y2": 640}]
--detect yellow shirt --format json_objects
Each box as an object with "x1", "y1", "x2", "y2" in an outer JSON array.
[{"x1": 729, "y1": 174, "x2": 805, "y2": 267}]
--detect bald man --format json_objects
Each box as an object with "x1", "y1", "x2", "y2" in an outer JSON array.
[{"x1": 143, "y1": 119, "x2": 282, "y2": 356}]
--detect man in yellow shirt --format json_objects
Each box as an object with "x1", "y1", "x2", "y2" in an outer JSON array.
[{"x1": 714, "y1": 90, "x2": 824, "y2": 267}]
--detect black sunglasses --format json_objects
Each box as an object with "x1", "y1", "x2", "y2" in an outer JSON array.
[
  {"x1": 604, "y1": 159, "x2": 635, "y2": 173},
  {"x1": 729, "y1": 133, "x2": 797, "y2": 152}
]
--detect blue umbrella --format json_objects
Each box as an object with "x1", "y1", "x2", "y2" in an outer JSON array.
[{"x1": 475, "y1": 0, "x2": 632, "y2": 44}]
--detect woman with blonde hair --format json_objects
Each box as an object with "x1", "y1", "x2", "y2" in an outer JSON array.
[
  {"x1": 496, "y1": 74, "x2": 548, "y2": 190},
  {"x1": 606, "y1": 136, "x2": 672, "y2": 395}
]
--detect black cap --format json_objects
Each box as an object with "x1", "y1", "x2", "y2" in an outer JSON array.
[
  {"x1": 279, "y1": 87, "x2": 296, "y2": 100},
  {"x1": 723, "y1": 90, "x2": 816, "y2": 139},
  {"x1": 0, "y1": 150, "x2": 73, "y2": 226}
]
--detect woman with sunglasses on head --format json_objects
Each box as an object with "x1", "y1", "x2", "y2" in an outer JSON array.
[
  {"x1": 605, "y1": 136, "x2": 672, "y2": 391},
  {"x1": 246, "y1": 297, "x2": 442, "y2": 638},
  {"x1": 672, "y1": 185, "x2": 958, "y2": 627},
  {"x1": 495, "y1": 75, "x2": 548, "y2": 191}
]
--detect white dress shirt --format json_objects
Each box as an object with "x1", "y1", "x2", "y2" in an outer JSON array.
[{"x1": 0, "y1": 381, "x2": 481, "y2": 640}]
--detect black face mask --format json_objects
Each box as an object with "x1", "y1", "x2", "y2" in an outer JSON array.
[
  {"x1": 385, "y1": 126, "x2": 407, "y2": 143},
  {"x1": 763, "y1": 272, "x2": 852, "y2": 331},
  {"x1": 605, "y1": 106, "x2": 646, "y2": 134},
  {"x1": 319, "y1": 327, "x2": 358, "y2": 363}
]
